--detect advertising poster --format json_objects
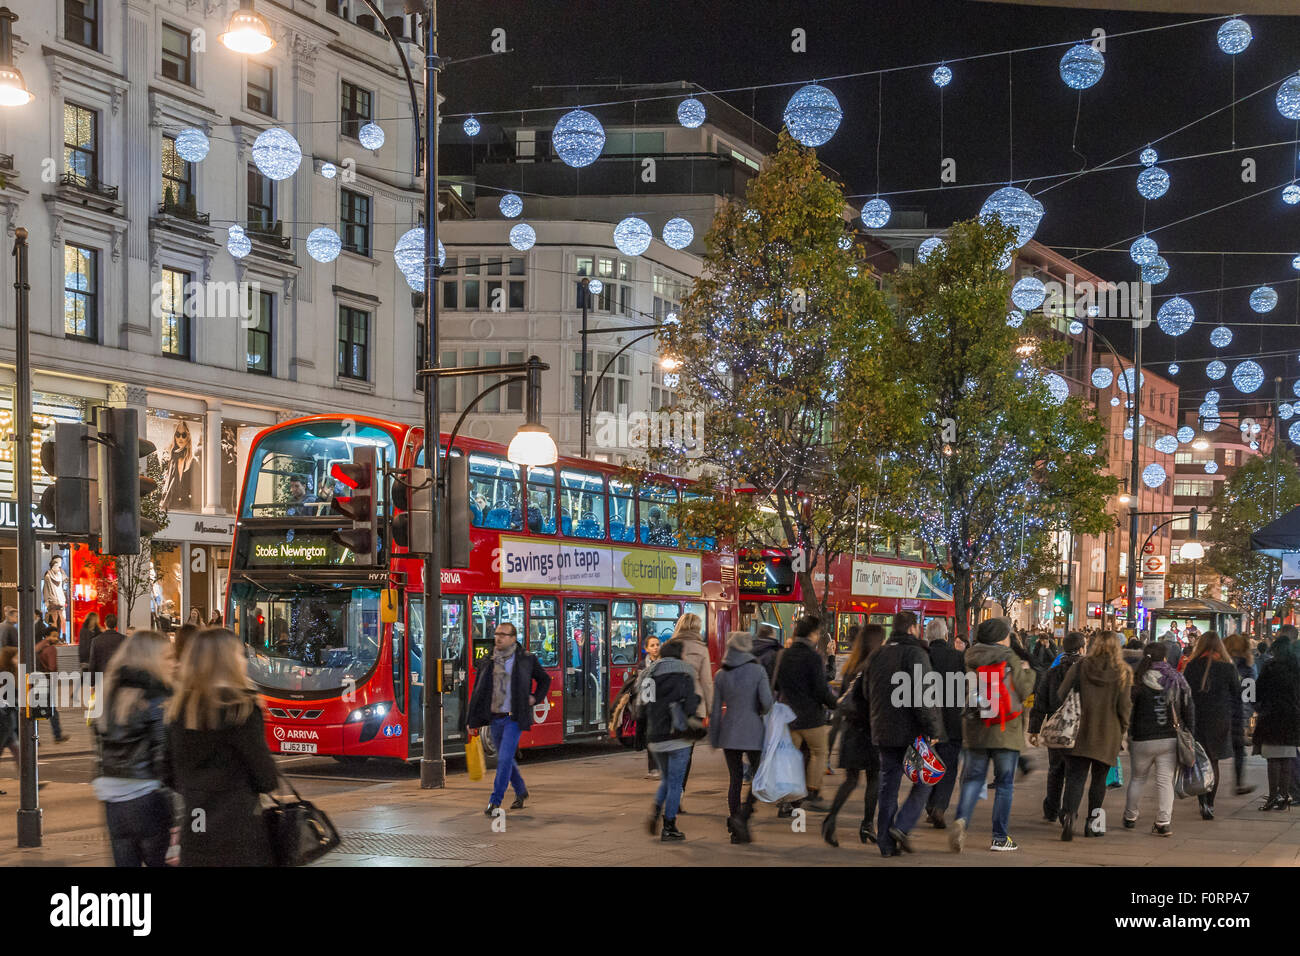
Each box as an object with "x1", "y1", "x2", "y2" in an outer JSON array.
[{"x1": 147, "y1": 411, "x2": 204, "y2": 515}]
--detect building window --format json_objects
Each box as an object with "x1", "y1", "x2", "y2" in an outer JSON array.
[
  {"x1": 1173, "y1": 479, "x2": 1214, "y2": 498},
  {"x1": 159, "y1": 268, "x2": 192, "y2": 359},
  {"x1": 440, "y1": 253, "x2": 524, "y2": 310},
  {"x1": 438, "y1": 348, "x2": 456, "y2": 409},
  {"x1": 63, "y1": 245, "x2": 97, "y2": 341},
  {"x1": 338, "y1": 306, "x2": 369, "y2": 380},
  {"x1": 247, "y1": 166, "x2": 274, "y2": 232},
  {"x1": 161, "y1": 136, "x2": 193, "y2": 207},
  {"x1": 63, "y1": 102, "x2": 98, "y2": 187},
  {"x1": 65, "y1": 0, "x2": 98, "y2": 49},
  {"x1": 574, "y1": 351, "x2": 629, "y2": 413},
  {"x1": 506, "y1": 350, "x2": 524, "y2": 411},
  {"x1": 247, "y1": 62, "x2": 274, "y2": 115},
  {"x1": 161, "y1": 23, "x2": 193, "y2": 86},
  {"x1": 340, "y1": 189, "x2": 371, "y2": 256},
  {"x1": 340, "y1": 81, "x2": 372, "y2": 140},
  {"x1": 247, "y1": 289, "x2": 273, "y2": 375}
]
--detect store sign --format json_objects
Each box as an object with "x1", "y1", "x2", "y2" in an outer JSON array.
[
  {"x1": 851, "y1": 560, "x2": 928, "y2": 599},
  {"x1": 155, "y1": 513, "x2": 236, "y2": 544},
  {"x1": 498, "y1": 535, "x2": 701, "y2": 596},
  {"x1": 247, "y1": 533, "x2": 356, "y2": 568},
  {"x1": 0, "y1": 500, "x2": 54, "y2": 532}
]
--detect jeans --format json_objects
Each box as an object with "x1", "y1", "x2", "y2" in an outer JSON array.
[
  {"x1": 489, "y1": 716, "x2": 526, "y2": 806},
  {"x1": 1043, "y1": 748, "x2": 1067, "y2": 819},
  {"x1": 1062, "y1": 755, "x2": 1109, "y2": 826},
  {"x1": 788, "y1": 725, "x2": 829, "y2": 797},
  {"x1": 1125, "y1": 737, "x2": 1177, "y2": 826},
  {"x1": 877, "y1": 745, "x2": 934, "y2": 854},
  {"x1": 723, "y1": 749, "x2": 760, "y2": 816},
  {"x1": 953, "y1": 748, "x2": 1018, "y2": 840},
  {"x1": 653, "y1": 747, "x2": 691, "y2": 819},
  {"x1": 104, "y1": 790, "x2": 172, "y2": 867},
  {"x1": 926, "y1": 741, "x2": 962, "y2": 815}
]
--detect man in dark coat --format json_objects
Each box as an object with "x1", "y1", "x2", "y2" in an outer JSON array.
[
  {"x1": 88, "y1": 614, "x2": 128, "y2": 691},
  {"x1": 1183, "y1": 641, "x2": 1243, "y2": 820},
  {"x1": 467, "y1": 621, "x2": 552, "y2": 816},
  {"x1": 773, "y1": 615, "x2": 838, "y2": 811},
  {"x1": 865, "y1": 610, "x2": 944, "y2": 857},
  {"x1": 1028, "y1": 630, "x2": 1085, "y2": 822},
  {"x1": 923, "y1": 618, "x2": 965, "y2": 828}
]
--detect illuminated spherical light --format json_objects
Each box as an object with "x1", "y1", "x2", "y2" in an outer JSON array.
[
  {"x1": 837, "y1": 235, "x2": 852, "y2": 251},
  {"x1": 1091, "y1": 367, "x2": 1114, "y2": 389},
  {"x1": 306, "y1": 227, "x2": 341, "y2": 263},
  {"x1": 1060, "y1": 43, "x2": 1105, "y2": 90},
  {"x1": 175, "y1": 128, "x2": 210, "y2": 163},
  {"x1": 320, "y1": 162, "x2": 337, "y2": 179},
  {"x1": 252, "y1": 127, "x2": 302, "y2": 181},
  {"x1": 1130, "y1": 236, "x2": 1158, "y2": 265},
  {"x1": 1291, "y1": 421, "x2": 1300, "y2": 445},
  {"x1": 1210, "y1": 325, "x2": 1232, "y2": 348},
  {"x1": 917, "y1": 236, "x2": 945, "y2": 262},
  {"x1": 1128, "y1": 414, "x2": 1147, "y2": 429},
  {"x1": 1142, "y1": 256, "x2": 1170, "y2": 284},
  {"x1": 1205, "y1": 390, "x2": 1220, "y2": 405},
  {"x1": 1232, "y1": 359, "x2": 1265, "y2": 393},
  {"x1": 1279, "y1": 402, "x2": 1294, "y2": 420},
  {"x1": 1142, "y1": 463, "x2": 1167, "y2": 489},
  {"x1": 1124, "y1": 426, "x2": 1134, "y2": 441},
  {"x1": 861, "y1": 198, "x2": 892, "y2": 229},
  {"x1": 1156, "y1": 296, "x2": 1194, "y2": 336},
  {"x1": 1154, "y1": 435, "x2": 1178, "y2": 454},
  {"x1": 663, "y1": 217, "x2": 694, "y2": 250},
  {"x1": 1277, "y1": 74, "x2": 1300, "y2": 120},
  {"x1": 1250, "y1": 286, "x2": 1278, "y2": 313},
  {"x1": 226, "y1": 225, "x2": 250, "y2": 259},
  {"x1": 587, "y1": 278, "x2": 603, "y2": 295},
  {"x1": 1177, "y1": 425, "x2": 1195, "y2": 443},
  {"x1": 663, "y1": 373, "x2": 680, "y2": 388},
  {"x1": 1139, "y1": 147, "x2": 1158, "y2": 167},
  {"x1": 1292, "y1": 255, "x2": 1300, "y2": 271},
  {"x1": 1116, "y1": 367, "x2": 1145, "y2": 394},
  {"x1": 358, "y1": 122, "x2": 385, "y2": 150},
  {"x1": 1205, "y1": 461, "x2": 1219, "y2": 474},
  {"x1": 1137, "y1": 166, "x2": 1170, "y2": 200},
  {"x1": 1006, "y1": 309, "x2": 1025, "y2": 328},
  {"x1": 1251, "y1": 440, "x2": 1260, "y2": 450},
  {"x1": 1068, "y1": 320, "x2": 1084, "y2": 335},
  {"x1": 393, "y1": 228, "x2": 430, "y2": 288},
  {"x1": 1042, "y1": 372, "x2": 1069, "y2": 404},
  {"x1": 463, "y1": 116, "x2": 481, "y2": 137},
  {"x1": 677, "y1": 98, "x2": 706, "y2": 129},
  {"x1": 1207, "y1": 360, "x2": 1226, "y2": 380},
  {"x1": 664, "y1": 312, "x2": 679, "y2": 325},
  {"x1": 1218, "y1": 18, "x2": 1253, "y2": 55},
  {"x1": 743, "y1": 209, "x2": 760, "y2": 224},
  {"x1": 1011, "y1": 276, "x2": 1047, "y2": 311},
  {"x1": 1168, "y1": 362, "x2": 1179, "y2": 375},
  {"x1": 552, "y1": 109, "x2": 606, "y2": 168},
  {"x1": 1110, "y1": 396, "x2": 1121, "y2": 407},
  {"x1": 1294, "y1": 379, "x2": 1300, "y2": 398},
  {"x1": 1285, "y1": 184, "x2": 1300, "y2": 205},
  {"x1": 1204, "y1": 415, "x2": 1221, "y2": 432},
  {"x1": 613, "y1": 217, "x2": 652, "y2": 256},
  {"x1": 932, "y1": 65, "x2": 953, "y2": 88},
  {"x1": 498, "y1": 193, "x2": 523, "y2": 219},
  {"x1": 509, "y1": 222, "x2": 537, "y2": 252},
  {"x1": 980, "y1": 187, "x2": 1044, "y2": 248},
  {"x1": 783, "y1": 84, "x2": 842, "y2": 147}
]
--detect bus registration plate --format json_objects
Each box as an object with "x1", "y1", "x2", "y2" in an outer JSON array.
[{"x1": 281, "y1": 741, "x2": 317, "y2": 754}]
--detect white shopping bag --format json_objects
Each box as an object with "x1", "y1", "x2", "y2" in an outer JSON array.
[{"x1": 750, "y1": 702, "x2": 808, "y2": 804}]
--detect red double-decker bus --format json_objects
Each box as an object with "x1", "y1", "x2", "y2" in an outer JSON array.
[{"x1": 226, "y1": 414, "x2": 739, "y2": 763}]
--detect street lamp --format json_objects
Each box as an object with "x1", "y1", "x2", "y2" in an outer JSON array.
[
  {"x1": 220, "y1": 0, "x2": 276, "y2": 55},
  {"x1": 0, "y1": 8, "x2": 33, "y2": 106},
  {"x1": 1192, "y1": 434, "x2": 1210, "y2": 452}
]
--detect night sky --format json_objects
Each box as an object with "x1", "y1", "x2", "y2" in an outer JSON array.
[{"x1": 438, "y1": 0, "x2": 1300, "y2": 408}]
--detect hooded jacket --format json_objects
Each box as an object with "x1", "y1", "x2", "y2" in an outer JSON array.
[
  {"x1": 750, "y1": 630, "x2": 783, "y2": 681},
  {"x1": 644, "y1": 641, "x2": 702, "y2": 749},
  {"x1": 95, "y1": 667, "x2": 170, "y2": 780},
  {"x1": 1129, "y1": 661, "x2": 1195, "y2": 742},
  {"x1": 926, "y1": 638, "x2": 966, "y2": 744},
  {"x1": 961, "y1": 641, "x2": 1037, "y2": 752},
  {"x1": 1057, "y1": 656, "x2": 1133, "y2": 765},
  {"x1": 709, "y1": 648, "x2": 773, "y2": 751}
]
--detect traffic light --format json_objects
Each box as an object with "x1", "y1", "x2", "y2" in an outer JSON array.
[
  {"x1": 330, "y1": 446, "x2": 377, "y2": 565},
  {"x1": 390, "y1": 466, "x2": 433, "y2": 554},
  {"x1": 97, "y1": 406, "x2": 159, "y2": 555},
  {"x1": 38, "y1": 421, "x2": 93, "y2": 536}
]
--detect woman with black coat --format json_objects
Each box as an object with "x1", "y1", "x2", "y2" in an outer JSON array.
[
  {"x1": 644, "y1": 638, "x2": 702, "y2": 843},
  {"x1": 1252, "y1": 632, "x2": 1300, "y2": 811},
  {"x1": 165, "y1": 628, "x2": 279, "y2": 866},
  {"x1": 1181, "y1": 631, "x2": 1244, "y2": 821},
  {"x1": 822, "y1": 624, "x2": 885, "y2": 848}
]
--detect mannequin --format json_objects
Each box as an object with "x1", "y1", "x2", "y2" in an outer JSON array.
[{"x1": 43, "y1": 555, "x2": 67, "y2": 639}]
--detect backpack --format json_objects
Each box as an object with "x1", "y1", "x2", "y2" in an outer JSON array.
[{"x1": 971, "y1": 660, "x2": 1023, "y2": 730}]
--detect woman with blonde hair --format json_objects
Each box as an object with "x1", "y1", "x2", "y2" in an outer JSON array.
[
  {"x1": 1183, "y1": 630, "x2": 1244, "y2": 819},
  {"x1": 1057, "y1": 630, "x2": 1133, "y2": 840},
  {"x1": 93, "y1": 630, "x2": 174, "y2": 866},
  {"x1": 666, "y1": 612, "x2": 712, "y2": 808},
  {"x1": 165, "y1": 627, "x2": 278, "y2": 866}
]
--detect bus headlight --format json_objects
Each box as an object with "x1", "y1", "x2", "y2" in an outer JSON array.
[{"x1": 346, "y1": 702, "x2": 394, "y2": 743}]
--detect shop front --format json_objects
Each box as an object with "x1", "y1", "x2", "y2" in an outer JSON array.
[{"x1": 149, "y1": 515, "x2": 236, "y2": 632}]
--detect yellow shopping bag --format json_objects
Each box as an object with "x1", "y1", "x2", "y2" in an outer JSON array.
[{"x1": 466, "y1": 732, "x2": 485, "y2": 781}]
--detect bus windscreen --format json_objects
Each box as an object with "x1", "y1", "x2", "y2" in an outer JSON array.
[{"x1": 241, "y1": 421, "x2": 397, "y2": 519}]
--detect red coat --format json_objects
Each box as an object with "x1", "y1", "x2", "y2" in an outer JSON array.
[{"x1": 36, "y1": 637, "x2": 60, "y2": 673}]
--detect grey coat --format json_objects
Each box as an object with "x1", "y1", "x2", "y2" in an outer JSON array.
[
  {"x1": 670, "y1": 629, "x2": 714, "y2": 718},
  {"x1": 709, "y1": 649, "x2": 773, "y2": 751}
]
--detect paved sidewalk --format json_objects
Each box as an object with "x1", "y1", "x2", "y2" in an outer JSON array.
[{"x1": 3, "y1": 743, "x2": 1298, "y2": 866}]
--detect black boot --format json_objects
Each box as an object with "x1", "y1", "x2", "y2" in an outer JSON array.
[
  {"x1": 661, "y1": 817, "x2": 685, "y2": 842},
  {"x1": 859, "y1": 821, "x2": 877, "y2": 844},
  {"x1": 1060, "y1": 811, "x2": 1075, "y2": 842},
  {"x1": 821, "y1": 814, "x2": 839, "y2": 848},
  {"x1": 728, "y1": 813, "x2": 751, "y2": 844}
]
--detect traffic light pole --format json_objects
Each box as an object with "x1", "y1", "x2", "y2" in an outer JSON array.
[{"x1": 12, "y1": 227, "x2": 41, "y2": 846}]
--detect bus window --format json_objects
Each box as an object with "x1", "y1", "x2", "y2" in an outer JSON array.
[
  {"x1": 470, "y1": 595, "x2": 525, "y2": 667},
  {"x1": 241, "y1": 420, "x2": 396, "y2": 518},
  {"x1": 561, "y1": 468, "x2": 606, "y2": 540},
  {"x1": 609, "y1": 479, "x2": 636, "y2": 542},
  {"x1": 638, "y1": 484, "x2": 678, "y2": 547},
  {"x1": 683, "y1": 601, "x2": 707, "y2": 641},
  {"x1": 641, "y1": 601, "x2": 680, "y2": 645},
  {"x1": 679, "y1": 491, "x2": 716, "y2": 550},
  {"x1": 528, "y1": 597, "x2": 559, "y2": 667},
  {"x1": 526, "y1": 466, "x2": 557, "y2": 534},
  {"x1": 611, "y1": 600, "x2": 637, "y2": 664},
  {"x1": 469, "y1": 454, "x2": 522, "y2": 530}
]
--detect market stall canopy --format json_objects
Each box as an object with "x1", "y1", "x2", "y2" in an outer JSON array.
[{"x1": 1250, "y1": 504, "x2": 1300, "y2": 558}]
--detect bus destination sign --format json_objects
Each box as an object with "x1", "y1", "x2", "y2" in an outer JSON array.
[
  {"x1": 736, "y1": 556, "x2": 795, "y2": 597},
  {"x1": 247, "y1": 534, "x2": 357, "y2": 568}
]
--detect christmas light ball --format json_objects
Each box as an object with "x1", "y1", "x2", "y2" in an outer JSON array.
[
  {"x1": 1205, "y1": 461, "x2": 1219, "y2": 474},
  {"x1": 1233, "y1": 359, "x2": 1265, "y2": 393},
  {"x1": 1091, "y1": 367, "x2": 1114, "y2": 389},
  {"x1": 1218, "y1": 19, "x2": 1253, "y2": 55},
  {"x1": 677, "y1": 97, "x2": 706, "y2": 129},
  {"x1": 394, "y1": 227, "x2": 425, "y2": 282},
  {"x1": 980, "y1": 187, "x2": 1044, "y2": 248},
  {"x1": 917, "y1": 237, "x2": 945, "y2": 262},
  {"x1": 1155, "y1": 434, "x2": 1178, "y2": 454},
  {"x1": 1168, "y1": 362, "x2": 1180, "y2": 375},
  {"x1": 1069, "y1": 320, "x2": 1084, "y2": 335},
  {"x1": 509, "y1": 222, "x2": 537, "y2": 251},
  {"x1": 1204, "y1": 414, "x2": 1221, "y2": 431},
  {"x1": 1210, "y1": 325, "x2": 1232, "y2": 348},
  {"x1": 587, "y1": 278, "x2": 603, "y2": 295},
  {"x1": 1142, "y1": 463, "x2": 1167, "y2": 488},
  {"x1": 1285, "y1": 184, "x2": 1300, "y2": 205},
  {"x1": 1006, "y1": 309, "x2": 1025, "y2": 328},
  {"x1": 1277, "y1": 74, "x2": 1300, "y2": 120},
  {"x1": 1044, "y1": 372, "x2": 1069, "y2": 404},
  {"x1": 932, "y1": 65, "x2": 952, "y2": 88},
  {"x1": 783, "y1": 84, "x2": 842, "y2": 147},
  {"x1": 861, "y1": 198, "x2": 892, "y2": 229},
  {"x1": 837, "y1": 235, "x2": 852, "y2": 251},
  {"x1": 1156, "y1": 296, "x2": 1194, "y2": 336},
  {"x1": 358, "y1": 122, "x2": 385, "y2": 150},
  {"x1": 1205, "y1": 389, "x2": 1221, "y2": 405},
  {"x1": 1142, "y1": 256, "x2": 1170, "y2": 284},
  {"x1": 613, "y1": 217, "x2": 652, "y2": 256},
  {"x1": 1111, "y1": 396, "x2": 1121, "y2": 407},
  {"x1": 1116, "y1": 367, "x2": 1144, "y2": 394},
  {"x1": 1292, "y1": 421, "x2": 1300, "y2": 445},
  {"x1": 1011, "y1": 276, "x2": 1046, "y2": 311},
  {"x1": 1124, "y1": 426, "x2": 1134, "y2": 441},
  {"x1": 1279, "y1": 402, "x2": 1294, "y2": 420},
  {"x1": 252, "y1": 127, "x2": 302, "y2": 181},
  {"x1": 663, "y1": 218, "x2": 694, "y2": 250},
  {"x1": 1137, "y1": 166, "x2": 1170, "y2": 199},
  {"x1": 1060, "y1": 43, "x2": 1105, "y2": 90},
  {"x1": 499, "y1": 193, "x2": 523, "y2": 218},
  {"x1": 1294, "y1": 379, "x2": 1300, "y2": 398},
  {"x1": 306, "y1": 227, "x2": 341, "y2": 263},
  {"x1": 463, "y1": 116, "x2": 481, "y2": 137},
  {"x1": 1207, "y1": 360, "x2": 1226, "y2": 380},
  {"x1": 1139, "y1": 147, "x2": 1158, "y2": 167},
  {"x1": 1177, "y1": 426, "x2": 1194, "y2": 443},
  {"x1": 227, "y1": 226, "x2": 251, "y2": 259},
  {"x1": 1130, "y1": 236, "x2": 1159, "y2": 265},
  {"x1": 1250, "y1": 285, "x2": 1278, "y2": 313},
  {"x1": 175, "y1": 128, "x2": 210, "y2": 162},
  {"x1": 320, "y1": 162, "x2": 337, "y2": 179},
  {"x1": 1292, "y1": 255, "x2": 1300, "y2": 271},
  {"x1": 553, "y1": 109, "x2": 605, "y2": 168}
]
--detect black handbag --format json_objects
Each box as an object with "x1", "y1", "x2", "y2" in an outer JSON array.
[{"x1": 263, "y1": 778, "x2": 341, "y2": 866}]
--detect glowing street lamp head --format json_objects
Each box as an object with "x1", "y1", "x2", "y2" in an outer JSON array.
[
  {"x1": 221, "y1": 4, "x2": 275, "y2": 55},
  {"x1": 1192, "y1": 435, "x2": 1210, "y2": 451},
  {"x1": 507, "y1": 424, "x2": 557, "y2": 467},
  {"x1": 1179, "y1": 540, "x2": 1205, "y2": 561},
  {"x1": 660, "y1": 355, "x2": 682, "y2": 372},
  {"x1": 0, "y1": 8, "x2": 33, "y2": 107}
]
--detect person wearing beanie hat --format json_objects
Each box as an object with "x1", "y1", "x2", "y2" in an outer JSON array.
[
  {"x1": 975, "y1": 617, "x2": 1011, "y2": 645},
  {"x1": 710, "y1": 630, "x2": 772, "y2": 843}
]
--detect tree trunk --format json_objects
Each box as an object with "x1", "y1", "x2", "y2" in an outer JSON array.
[{"x1": 953, "y1": 567, "x2": 972, "y2": 644}]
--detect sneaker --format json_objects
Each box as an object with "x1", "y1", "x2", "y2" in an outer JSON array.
[
  {"x1": 990, "y1": 836, "x2": 1019, "y2": 851},
  {"x1": 948, "y1": 818, "x2": 967, "y2": 854},
  {"x1": 1152, "y1": 823, "x2": 1172, "y2": 836}
]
